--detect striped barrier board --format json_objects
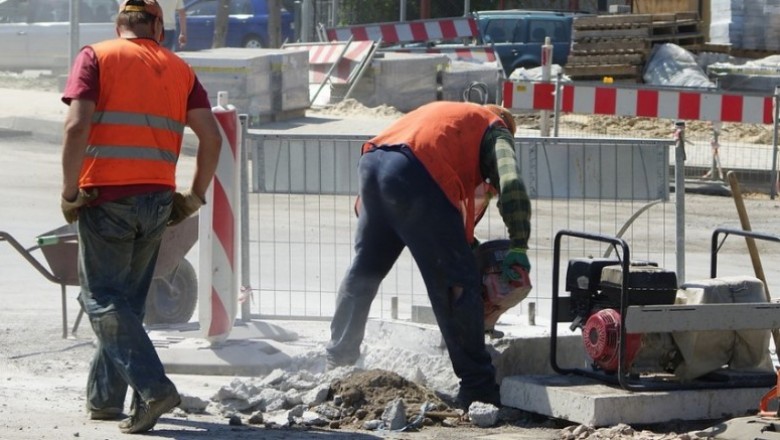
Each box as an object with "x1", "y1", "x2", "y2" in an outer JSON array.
[
  {"x1": 502, "y1": 80, "x2": 774, "y2": 124},
  {"x1": 283, "y1": 41, "x2": 375, "y2": 85},
  {"x1": 199, "y1": 96, "x2": 240, "y2": 344},
  {"x1": 325, "y1": 17, "x2": 479, "y2": 45}
]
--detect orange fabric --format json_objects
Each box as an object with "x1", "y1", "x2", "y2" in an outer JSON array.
[
  {"x1": 79, "y1": 38, "x2": 195, "y2": 188},
  {"x1": 363, "y1": 101, "x2": 506, "y2": 241}
]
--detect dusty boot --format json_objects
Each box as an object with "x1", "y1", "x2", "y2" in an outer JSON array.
[{"x1": 118, "y1": 391, "x2": 180, "y2": 434}]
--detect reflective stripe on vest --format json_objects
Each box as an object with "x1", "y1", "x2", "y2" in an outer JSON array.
[{"x1": 80, "y1": 38, "x2": 195, "y2": 188}]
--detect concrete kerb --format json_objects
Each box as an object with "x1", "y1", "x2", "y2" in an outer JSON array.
[{"x1": 148, "y1": 315, "x2": 582, "y2": 379}]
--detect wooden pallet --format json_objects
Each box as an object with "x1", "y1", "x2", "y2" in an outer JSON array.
[
  {"x1": 571, "y1": 39, "x2": 649, "y2": 54},
  {"x1": 567, "y1": 12, "x2": 704, "y2": 81},
  {"x1": 567, "y1": 53, "x2": 645, "y2": 66},
  {"x1": 565, "y1": 64, "x2": 642, "y2": 77}
]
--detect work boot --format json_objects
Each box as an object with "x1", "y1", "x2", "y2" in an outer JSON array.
[
  {"x1": 88, "y1": 407, "x2": 124, "y2": 420},
  {"x1": 456, "y1": 384, "x2": 501, "y2": 409},
  {"x1": 118, "y1": 391, "x2": 181, "y2": 434}
]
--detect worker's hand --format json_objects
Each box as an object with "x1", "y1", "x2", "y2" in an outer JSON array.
[
  {"x1": 168, "y1": 190, "x2": 205, "y2": 226},
  {"x1": 502, "y1": 248, "x2": 530, "y2": 281},
  {"x1": 60, "y1": 188, "x2": 98, "y2": 224}
]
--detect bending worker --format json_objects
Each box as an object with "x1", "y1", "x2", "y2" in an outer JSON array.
[
  {"x1": 326, "y1": 101, "x2": 532, "y2": 408},
  {"x1": 60, "y1": 0, "x2": 221, "y2": 434}
]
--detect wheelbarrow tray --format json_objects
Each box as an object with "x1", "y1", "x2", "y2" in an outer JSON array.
[{"x1": 37, "y1": 215, "x2": 199, "y2": 286}]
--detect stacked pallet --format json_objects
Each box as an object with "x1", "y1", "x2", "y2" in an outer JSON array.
[{"x1": 566, "y1": 12, "x2": 704, "y2": 82}]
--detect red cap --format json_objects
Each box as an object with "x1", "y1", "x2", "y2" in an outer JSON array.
[{"x1": 118, "y1": 0, "x2": 163, "y2": 19}]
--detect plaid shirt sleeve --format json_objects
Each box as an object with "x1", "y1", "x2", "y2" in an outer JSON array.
[{"x1": 479, "y1": 126, "x2": 531, "y2": 249}]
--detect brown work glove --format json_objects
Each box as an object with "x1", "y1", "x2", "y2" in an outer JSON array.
[
  {"x1": 168, "y1": 190, "x2": 205, "y2": 226},
  {"x1": 61, "y1": 188, "x2": 98, "y2": 224}
]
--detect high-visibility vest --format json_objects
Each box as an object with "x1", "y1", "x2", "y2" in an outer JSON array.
[
  {"x1": 79, "y1": 38, "x2": 195, "y2": 188},
  {"x1": 363, "y1": 101, "x2": 505, "y2": 241}
]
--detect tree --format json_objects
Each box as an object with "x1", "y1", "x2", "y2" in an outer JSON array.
[{"x1": 213, "y1": 0, "x2": 231, "y2": 48}]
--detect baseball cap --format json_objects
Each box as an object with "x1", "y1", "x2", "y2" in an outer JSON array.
[{"x1": 118, "y1": 0, "x2": 163, "y2": 19}]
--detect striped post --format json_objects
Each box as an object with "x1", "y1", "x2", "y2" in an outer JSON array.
[{"x1": 199, "y1": 91, "x2": 240, "y2": 344}]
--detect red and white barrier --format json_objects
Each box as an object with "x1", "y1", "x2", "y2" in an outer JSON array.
[
  {"x1": 284, "y1": 41, "x2": 375, "y2": 85},
  {"x1": 502, "y1": 80, "x2": 774, "y2": 124},
  {"x1": 325, "y1": 17, "x2": 479, "y2": 45},
  {"x1": 199, "y1": 91, "x2": 240, "y2": 344}
]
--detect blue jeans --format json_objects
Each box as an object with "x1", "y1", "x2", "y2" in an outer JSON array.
[
  {"x1": 77, "y1": 191, "x2": 177, "y2": 411},
  {"x1": 327, "y1": 148, "x2": 498, "y2": 400}
]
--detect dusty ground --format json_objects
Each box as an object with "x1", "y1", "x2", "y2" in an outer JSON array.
[{"x1": 1, "y1": 71, "x2": 776, "y2": 439}]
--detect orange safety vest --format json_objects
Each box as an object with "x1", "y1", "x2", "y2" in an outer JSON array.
[
  {"x1": 363, "y1": 101, "x2": 506, "y2": 241},
  {"x1": 78, "y1": 38, "x2": 195, "y2": 188}
]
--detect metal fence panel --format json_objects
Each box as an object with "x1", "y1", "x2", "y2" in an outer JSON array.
[{"x1": 246, "y1": 131, "x2": 674, "y2": 321}]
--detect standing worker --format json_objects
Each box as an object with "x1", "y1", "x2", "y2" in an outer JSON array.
[
  {"x1": 157, "y1": 0, "x2": 187, "y2": 50},
  {"x1": 60, "y1": 0, "x2": 221, "y2": 434},
  {"x1": 326, "y1": 101, "x2": 532, "y2": 408}
]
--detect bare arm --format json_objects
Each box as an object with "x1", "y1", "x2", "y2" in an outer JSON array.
[
  {"x1": 177, "y1": 8, "x2": 187, "y2": 47},
  {"x1": 61, "y1": 99, "x2": 95, "y2": 200},
  {"x1": 186, "y1": 107, "x2": 221, "y2": 201}
]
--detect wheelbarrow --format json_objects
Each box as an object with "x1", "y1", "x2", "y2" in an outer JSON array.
[{"x1": 0, "y1": 215, "x2": 199, "y2": 338}]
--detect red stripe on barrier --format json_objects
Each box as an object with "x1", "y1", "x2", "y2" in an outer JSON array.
[
  {"x1": 410, "y1": 22, "x2": 427, "y2": 41},
  {"x1": 678, "y1": 92, "x2": 700, "y2": 120},
  {"x1": 326, "y1": 29, "x2": 336, "y2": 41},
  {"x1": 208, "y1": 287, "x2": 230, "y2": 336},
  {"x1": 533, "y1": 83, "x2": 555, "y2": 110},
  {"x1": 764, "y1": 97, "x2": 774, "y2": 124},
  {"x1": 721, "y1": 95, "x2": 743, "y2": 122},
  {"x1": 561, "y1": 84, "x2": 575, "y2": 112},
  {"x1": 502, "y1": 81, "x2": 514, "y2": 107},
  {"x1": 440, "y1": 20, "x2": 457, "y2": 39},
  {"x1": 468, "y1": 19, "x2": 479, "y2": 38},
  {"x1": 380, "y1": 24, "x2": 399, "y2": 43},
  {"x1": 213, "y1": 179, "x2": 235, "y2": 270},
  {"x1": 636, "y1": 89, "x2": 659, "y2": 117},
  {"x1": 594, "y1": 87, "x2": 616, "y2": 115},
  {"x1": 353, "y1": 27, "x2": 368, "y2": 41}
]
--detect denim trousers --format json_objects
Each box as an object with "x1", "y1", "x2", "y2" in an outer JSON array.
[
  {"x1": 77, "y1": 191, "x2": 177, "y2": 411},
  {"x1": 327, "y1": 148, "x2": 497, "y2": 396}
]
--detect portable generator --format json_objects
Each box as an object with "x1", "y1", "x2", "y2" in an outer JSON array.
[{"x1": 564, "y1": 258, "x2": 678, "y2": 373}]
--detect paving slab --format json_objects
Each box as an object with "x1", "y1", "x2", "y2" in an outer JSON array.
[{"x1": 501, "y1": 374, "x2": 767, "y2": 427}]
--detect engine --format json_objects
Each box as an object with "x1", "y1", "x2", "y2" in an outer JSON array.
[{"x1": 565, "y1": 258, "x2": 678, "y2": 373}]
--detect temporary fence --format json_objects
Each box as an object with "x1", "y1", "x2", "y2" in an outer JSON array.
[
  {"x1": 240, "y1": 128, "x2": 675, "y2": 323},
  {"x1": 188, "y1": 80, "x2": 780, "y2": 336}
]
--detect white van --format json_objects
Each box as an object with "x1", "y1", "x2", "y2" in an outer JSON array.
[{"x1": 0, "y1": 0, "x2": 118, "y2": 72}]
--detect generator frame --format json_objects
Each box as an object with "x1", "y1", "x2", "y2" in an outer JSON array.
[{"x1": 550, "y1": 227, "x2": 780, "y2": 391}]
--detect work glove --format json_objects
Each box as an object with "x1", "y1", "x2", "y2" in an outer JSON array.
[
  {"x1": 168, "y1": 190, "x2": 205, "y2": 226},
  {"x1": 501, "y1": 248, "x2": 531, "y2": 282},
  {"x1": 60, "y1": 188, "x2": 98, "y2": 224}
]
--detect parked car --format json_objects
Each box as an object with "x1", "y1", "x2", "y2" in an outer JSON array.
[
  {"x1": 182, "y1": 0, "x2": 294, "y2": 50},
  {"x1": 474, "y1": 10, "x2": 585, "y2": 77},
  {"x1": 0, "y1": 0, "x2": 118, "y2": 72}
]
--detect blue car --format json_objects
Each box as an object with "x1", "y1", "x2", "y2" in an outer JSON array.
[{"x1": 182, "y1": 0, "x2": 295, "y2": 50}]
